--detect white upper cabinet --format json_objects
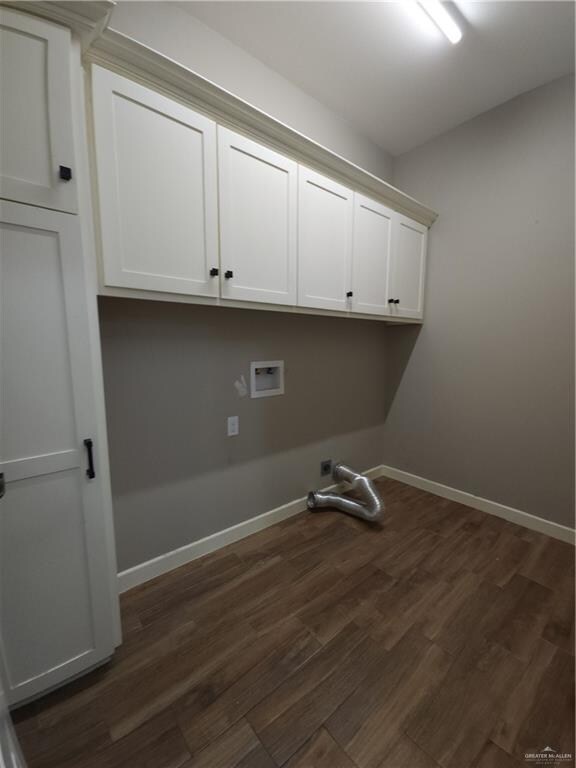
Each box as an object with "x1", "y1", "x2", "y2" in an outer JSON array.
[
  {"x1": 218, "y1": 128, "x2": 297, "y2": 305},
  {"x1": 0, "y1": 9, "x2": 77, "y2": 213},
  {"x1": 388, "y1": 214, "x2": 428, "y2": 319},
  {"x1": 351, "y1": 194, "x2": 394, "y2": 316},
  {"x1": 298, "y1": 167, "x2": 353, "y2": 312},
  {"x1": 92, "y1": 66, "x2": 219, "y2": 296},
  {"x1": 89, "y1": 67, "x2": 431, "y2": 321}
]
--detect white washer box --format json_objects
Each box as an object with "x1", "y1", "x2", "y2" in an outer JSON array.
[{"x1": 250, "y1": 361, "x2": 285, "y2": 398}]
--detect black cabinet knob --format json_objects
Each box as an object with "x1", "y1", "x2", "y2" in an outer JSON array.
[
  {"x1": 394, "y1": 299, "x2": 400, "y2": 304},
  {"x1": 224, "y1": 270, "x2": 233, "y2": 279},
  {"x1": 59, "y1": 165, "x2": 72, "y2": 181},
  {"x1": 388, "y1": 298, "x2": 395, "y2": 304},
  {"x1": 346, "y1": 291, "x2": 353, "y2": 298},
  {"x1": 209, "y1": 267, "x2": 219, "y2": 277}
]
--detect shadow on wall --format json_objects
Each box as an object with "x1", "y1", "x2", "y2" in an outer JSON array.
[
  {"x1": 384, "y1": 324, "x2": 421, "y2": 421},
  {"x1": 97, "y1": 297, "x2": 416, "y2": 496}
]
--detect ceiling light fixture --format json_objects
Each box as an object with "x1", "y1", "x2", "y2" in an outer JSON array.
[{"x1": 417, "y1": 0, "x2": 462, "y2": 44}]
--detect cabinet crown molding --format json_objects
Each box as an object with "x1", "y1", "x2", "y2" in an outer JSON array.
[
  {"x1": 2, "y1": 0, "x2": 115, "y2": 36},
  {"x1": 83, "y1": 28, "x2": 438, "y2": 227}
]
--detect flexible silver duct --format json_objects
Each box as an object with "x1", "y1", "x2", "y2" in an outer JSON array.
[{"x1": 307, "y1": 463, "x2": 385, "y2": 522}]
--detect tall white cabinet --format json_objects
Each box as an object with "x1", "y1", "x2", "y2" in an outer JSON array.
[
  {"x1": 0, "y1": 10, "x2": 119, "y2": 706},
  {"x1": 0, "y1": 204, "x2": 117, "y2": 704}
]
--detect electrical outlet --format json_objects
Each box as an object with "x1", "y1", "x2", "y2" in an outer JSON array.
[
  {"x1": 320, "y1": 459, "x2": 333, "y2": 477},
  {"x1": 227, "y1": 416, "x2": 239, "y2": 437}
]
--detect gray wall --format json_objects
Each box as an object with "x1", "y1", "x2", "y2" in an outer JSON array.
[
  {"x1": 385, "y1": 75, "x2": 575, "y2": 528},
  {"x1": 109, "y1": 1, "x2": 393, "y2": 181},
  {"x1": 100, "y1": 2, "x2": 395, "y2": 571},
  {"x1": 100, "y1": 299, "x2": 388, "y2": 570},
  {"x1": 97, "y1": 28, "x2": 574, "y2": 570}
]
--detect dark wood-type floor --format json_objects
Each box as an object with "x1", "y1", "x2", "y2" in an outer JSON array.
[{"x1": 14, "y1": 478, "x2": 575, "y2": 768}]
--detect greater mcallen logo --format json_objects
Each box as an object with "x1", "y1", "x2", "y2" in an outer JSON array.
[{"x1": 524, "y1": 746, "x2": 573, "y2": 763}]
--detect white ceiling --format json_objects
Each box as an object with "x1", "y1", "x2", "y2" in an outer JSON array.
[{"x1": 180, "y1": 1, "x2": 574, "y2": 155}]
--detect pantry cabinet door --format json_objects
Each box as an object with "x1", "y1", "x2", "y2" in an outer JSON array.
[
  {"x1": 218, "y1": 128, "x2": 297, "y2": 305},
  {"x1": 0, "y1": 8, "x2": 77, "y2": 212},
  {"x1": 92, "y1": 67, "x2": 219, "y2": 297},
  {"x1": 298, "y1": 167, "x2": 353, "y2": 312},
  {"x1": 388, "y1": 214, "x2": 427, "y2": 320},
  {"x1": 0, "y1": 202, "x2": 117, "y2": 704},
  {"x1": 351, "y1": 194, "x2": 394, "y2": 316}
]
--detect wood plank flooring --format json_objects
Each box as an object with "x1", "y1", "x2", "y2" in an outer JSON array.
[{"x1": 13, "y1": 478, "x2": 575, "y2": 768}]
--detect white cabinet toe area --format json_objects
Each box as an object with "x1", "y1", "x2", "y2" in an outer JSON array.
[{"x1": 91, "y1": 65, "x2": 432, "y2": 321}]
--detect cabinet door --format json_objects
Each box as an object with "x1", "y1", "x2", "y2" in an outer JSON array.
[
  {"x1": 0, "y1": 202, "x2": 117, "y2": 704},
  {"x1": 218, "y1": 128, "x2": 297, "y2": 305},
  {"x1": 298, "y1": 167, "x2": 353, "y2": 312},
  {"x1": 388, "y1": 214, "x2": 427, "y2": 319},
  {"x1": 0, "y1": 9, "x2": 76, "y2": 213},
  {"x1": 351, "y1": 194, "x2": 394, "y2": 316},
  {"x1": 92, "y1": 67, "x2": 219, "y2": 297}
]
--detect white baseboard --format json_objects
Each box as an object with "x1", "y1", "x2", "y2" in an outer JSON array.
[
  {"x1": 117, "y1": 465, "x2": 385, "y2": 593},
  {"x1": 117, "y1": 462, "x2": 574, "y2": 594},
  {"x1": 378, "y1": 464, "x2": 575, "y2": 545}
]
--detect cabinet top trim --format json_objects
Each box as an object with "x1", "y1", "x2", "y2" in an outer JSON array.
[
  {"x1": 84, "y1": 29, "x2": 438, "y2": 227},
  {"x1": 2, "y1": 0, "x2": 115, "y2": 36}
]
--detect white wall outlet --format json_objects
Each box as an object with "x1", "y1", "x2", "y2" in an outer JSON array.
[{"x1": 227, "y1": 415, "x2": 239, "y2": 437}]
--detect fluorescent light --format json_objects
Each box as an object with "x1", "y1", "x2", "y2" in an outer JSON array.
[{"x1": 417, "y1": 0, "x2": 462, "y2": 44}]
